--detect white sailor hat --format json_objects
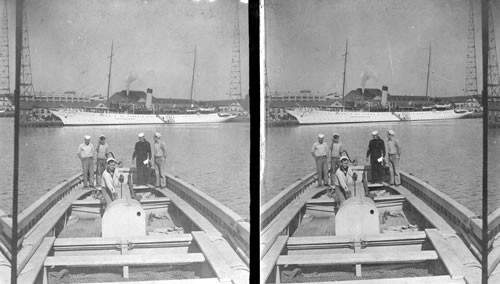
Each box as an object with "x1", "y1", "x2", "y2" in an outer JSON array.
[
  {"x1": 138, "y1": 133, "x2": 145, "y2": 138},
  {"x1": 106, "y1": 157, "x2": 116, "y2": 164},
  {"x1": 388, "y1": 130, "x2": 395, "y2": 135},
  {"x1": 99, "y1": 135, "x2": 106, "y2": 139},
  {"x1": 371, "y1": 130, "x2": 378, "y2": 136},
  {"x1": 84, "y1": 135, "x2": 91, "y2": 139},
  {"x1": 340, "y1": 156, "x2": 349, "y2": 162},
  {"x1": 333, "y1": 133, "x2": 340, "y2": 137},
  {"x1": 318, "y1": 134, "x2": 325, "y2": 138},
  {"x1": 154, "y1": 132, "x2": 162, "y2": 138}
]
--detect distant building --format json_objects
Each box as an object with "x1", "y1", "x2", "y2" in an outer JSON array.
[
  {"x1": 439, "y1": 96, "x2": 481, "y2": 111},
  {"x1": 267, "y1": 90, "x2": 328, "y2": 103},
  {"x1": 0, "y1": 96, "x2": 13, "y2": 111},
  {"x1": 489, "y1": 97, "x2": 500, "y2": 127},
  {"x1": 109, "y1": 90, "x2": 248, "y2": 114}
]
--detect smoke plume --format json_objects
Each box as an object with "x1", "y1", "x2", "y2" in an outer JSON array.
[
  {"x1": 360, "y1": 69, "x2": 378, "y2": 94},
  {"x1": 125, "y1": 73, "x2": 138, "y2": 95}
]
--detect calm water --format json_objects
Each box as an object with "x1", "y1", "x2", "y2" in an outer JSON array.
[
  {"x1": 0, "y1": 120, "x2": 249, "y2": 218},
  {"x1": 263, "y1": 119, "x2": 485, "y2": 215}
]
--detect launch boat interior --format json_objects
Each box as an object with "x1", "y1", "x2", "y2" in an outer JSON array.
[
  {"x1": 2, "y1": 168, "x2": 249, "y2": 284},
  {"x1": 260, "y1": 165, "x2": 482, "y2": 284}
]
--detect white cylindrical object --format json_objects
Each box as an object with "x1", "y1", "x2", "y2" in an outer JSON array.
[
  {"x1": 335, "y1": 197, "x2": 380, "y2": 236},
  {"x1": 102, "y1": 199, "x2": 146, "y2": 238}
]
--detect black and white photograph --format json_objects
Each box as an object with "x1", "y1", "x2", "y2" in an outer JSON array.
[
  {"x1": 1, "y1": 0, "x2": 250, "y2": 283},
  {"x1": 4, "y1": 0, "x2": 500, "y2": 283},
  {"x1": 261, "y1": 0, "x2": 490, "y2": 283}
]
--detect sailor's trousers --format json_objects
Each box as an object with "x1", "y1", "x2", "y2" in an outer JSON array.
[
  {"x1": 388, "y1": 154, "x2": 400, "y2": 185},
  {"x1": 315, "y1": 156, "x2": 328, "y2": 186}
]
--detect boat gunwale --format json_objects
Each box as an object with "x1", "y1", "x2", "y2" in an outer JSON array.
[
  {"x1": 17, "y1": 172, "x2": 83, "y2": 238},
  {"x1": 15, "y1": 168, "x2": 249, "y2": 282},
  {"x1": 163, "y1": 172, "x2": 249, "y2": 259},
  {"x1": 260, "y1": 168, "x2": 483, "y2": 257},
  {"x1": 260, "y1": 169, "x2": 483, "y2": 284},
  {"x1": 399, "y1": 170, "x2": 482, "y2": 247},
  {"x1": 260, "y1": 171, "x2": 316, "y2": 229}
]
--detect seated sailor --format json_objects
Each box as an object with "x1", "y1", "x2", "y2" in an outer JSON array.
[
  {"x1": 334, "y1": 156, "x2": 355, "y2": 201},
  {"x1": 101, "y1": 157, "x2": 125, "y2": 205}
]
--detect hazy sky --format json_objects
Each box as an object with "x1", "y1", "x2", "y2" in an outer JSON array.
[
  {"x1": 21, "y1": 0, "x2": 248, "y2": 100},
  {"x1": 266, "y1": 0, "x2": 499, "y2": 97}
]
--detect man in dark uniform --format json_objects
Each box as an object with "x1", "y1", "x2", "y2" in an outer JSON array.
[
  {"x1": 132, "y1": 132, "x2": 152, "y2": 185},
  {"x1": 366, "y1": 130, "x2": 385, "y2": 183}
]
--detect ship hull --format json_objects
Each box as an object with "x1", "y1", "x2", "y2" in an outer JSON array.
[
  {"x1": 50, "y1": 110, "x2": 236, "y2": 126},
  {"x1": 393, "y1": 109, "x2": 472, "y2": 121},
  {"x1": 286, "y1": 110, "x2": 400, "y2": 124},
  {"x1": 286, "y1": 109, "x2": 472, "y2": 124}
]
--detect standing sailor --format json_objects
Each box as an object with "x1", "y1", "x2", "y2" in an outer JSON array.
[
  {"x1": 77, "y1": 135, "x2": 95, "y2": 188},
  {"x1": 387, "y1": 130, "x2": 401, "y2": 186},
  {"x1": 311, "y1": 133, "x2": 330, "y2": 187},
  {"x1": 329, "y1": 133, "x2": 344, "y2": 184},
  {"x1": 132, "y1": 133, "x2": 152, "y2": 185},
  {"x1": 153, "y1": 132, "x2": 167, "y2": 188},
  {"x1": 96, "y1": 135, "x2": 109, "y2": 187},
  {"x1": 335, "y1": 156, "x2": 355, "y2": 201},
  {"x1": 366, "y1": 130, "x2": 386, "y2": 183}
]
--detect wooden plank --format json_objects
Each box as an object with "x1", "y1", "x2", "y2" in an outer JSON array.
[
  {"x1": 287, "y1": 231, "x2": 426, "y2": 247},
  {"x1": 205, "y1": 235, "x2": 249, "y2": 284},
  {"x1": 163, "y1": 174, "x2": 249, "y2": 245},
  {"x1": 260, "y1": 235, "x2": 288, "y2": 284},
  {"x1": 261, "y1": 186, "x2": 325, "y2": 258},
  {"x1": 0, "y1": 246, "x2": 11, "y2": 284},
  {"x1": 159, "y1": 188, "x2": 220, "y2": 236},
  {"x1": 488, "y1": 207, "x2": 500, "y2": 233},
  {"x1": 389, "y1": 185, "x2": 455, "y2": 232},
  {"x1": 425, "y1": 229, "x2": 465, "y2": 279},
  {"x1": 0, "y1": 210, "x2": 12, "y2": 252},
  {"x1": 54, "y1": 234, "x2": 192, "y2": 248},
  {"x1": 305, "y1": 199, "x2": 336, "y2": 205},
  {"x1": 282, "y1": 275, "x2": 465, "y2": 284},
  {"x1": 437, "y1": 231, "x2": 481, "y2": 284},
  {"x1": 276, "y1": 250, "x2": 438, "y2": 266},
  {"x1": 17, "y1": 237, "x2": 55, "y2": 284},
  {"x1": 17, "y1": 189, "x2": 91, "y2": 274},
  {"x1": 489, "y1": 245, "x2": 500, "y2": 276},
  {"x1": 83, "y1": 279, "x2": 221, "y2": 284},
  {"x1": 400, "y1": 171, "x2": 482, "y2": 240},
  {"x1": 45, "y1": 253, "x2": 205, "y2": 267},
  {"x1": 192, "y1": 231, "x2": 232, "y2": 283}
]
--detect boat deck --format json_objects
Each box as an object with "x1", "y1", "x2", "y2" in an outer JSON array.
[
  {"x1": 291, "y1": 183, "x2": 422, "y2": 238},
  {"x1": 263, "y1": 178, "x2": 475, "y2": 283},
  {"x1": 43, "y1": 185, "x2": 216, "y2": 283}
]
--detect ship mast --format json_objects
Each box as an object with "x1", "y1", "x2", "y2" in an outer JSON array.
[
  {"x1": 106, "y1": 41, "x2": 114, "y2": 108},
  {"x1": 425, "y1": 42, "x2": 431, "y2": 102},
  {"x1": 342, "y1": 38, "x2": 348, "y2": 108},
  {"x1": 189, "y1": 46, "x2": 197, "y2": 107}
]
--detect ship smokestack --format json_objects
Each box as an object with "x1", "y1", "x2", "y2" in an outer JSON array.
[
  {"x1": 146, "y1": 88, "x2": 153, "y2": 109},
  {"x1": 381, "y1": 85, "x2": 388, "y2": 107}
]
